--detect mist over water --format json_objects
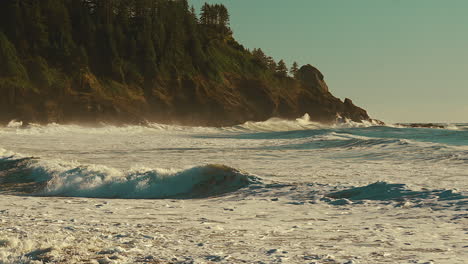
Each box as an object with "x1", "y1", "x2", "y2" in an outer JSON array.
[{"x1": 0, "y1": 116, "x2": 467, "y2": 206}]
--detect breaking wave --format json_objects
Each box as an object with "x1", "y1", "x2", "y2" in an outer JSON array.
[
  {"x1": 1, "y1": 114, "x2": 381, "y2": 135},
  {"x1": 0, "y1": 151, "x2": 258, "y2": 199},
  {"x1": 1, "y1": 149, "x2": 466, "y2": 210},
  {"x1": 3, "y1": 117, "x2": 466, "y2": 137},
  {"x1": 232, "y1": 113, "x2": 381, "y2": 132}
]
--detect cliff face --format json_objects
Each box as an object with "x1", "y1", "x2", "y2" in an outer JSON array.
[
  {"x1": 0, "y1": 64, "x2": 370, "y2": 126},
  {"x1": 297, "y1": 64, "x2": 329, "y2": 93},
  {"x1": 150, "y1": 64, "x2": 371, "y2": 126}
]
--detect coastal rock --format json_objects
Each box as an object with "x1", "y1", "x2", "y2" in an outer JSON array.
[
  {"x1": 396, "y1": 123, "x2": 445, "y2": 129},
  {"x1": 297, "y1": 64, "x2": 329, "y2": 93},
  {"x1": 343, "y1": 98, "x2": 370, "y2": 122}
]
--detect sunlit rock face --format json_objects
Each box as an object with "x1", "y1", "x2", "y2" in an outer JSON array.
[{"x1": 297, "y1": 64, "x2": 329, "y2": 94}]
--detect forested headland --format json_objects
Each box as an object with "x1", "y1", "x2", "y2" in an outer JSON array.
[{"x1": 0, "y1": 0, "x2": 370, "y2": 126}]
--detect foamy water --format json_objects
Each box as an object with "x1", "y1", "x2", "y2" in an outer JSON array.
[
  {"x1": 0, "y1": 117, "x2": 467, "y2": 263},
  {"x1": 1, "y1": 116, "x2": 466, "y2": 192}
]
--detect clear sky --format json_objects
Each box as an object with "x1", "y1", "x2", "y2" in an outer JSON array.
[{"x1": 190, "y1": 0, "x2": 468, "y2": 123}]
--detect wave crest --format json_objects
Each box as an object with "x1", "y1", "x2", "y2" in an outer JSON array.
[
  {"x1": 0, "y1": 154, "x2": 257, "y2": 199},
  {"x1": 232, "y1": 114, "x2": 380, "y2": 132}
]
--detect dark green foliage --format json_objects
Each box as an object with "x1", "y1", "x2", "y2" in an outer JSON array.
[
  {"x1": 200, "y1": 3, "x2": 230, "y2": 35},
  {"x1": 0, "y1": 32, "x2": 28, "y2": 79},
  {"x1": 252, "y1": 48, "x2": 268, "y2": 68},
  {"x1": 0, "y1": 0, "x2": 286, "y2": 96},
  {"x1": 290, "y1": 62, "x2": 299, "y2": 79},
  {"x1": 276, "y1": 59, "x2": 288, "y2": 77},
  {"x1": 43, "y1": 0, "x2": 75, "y2": 65},
  {"x1": 27, "y1": 56, "x2": 52, "y2": 88},
  {"x1": 23, "y1": 2, "x2": 49, "y2": 55},
  {"x1": 266, "y1": 56, "x2": 277, "y2": 72}
]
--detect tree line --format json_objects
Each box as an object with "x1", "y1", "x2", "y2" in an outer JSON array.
[
  {"x1": 252, "y1": 48, "x2": 299, "y2": 78},
  {"x1": 0, "y1": 0, "x2": 300, "y2": 99},
  {"x1": 199, "y1": 3, "x2": 229, "y2": 27}
]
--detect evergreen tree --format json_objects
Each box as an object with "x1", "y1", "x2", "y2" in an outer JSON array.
[
  {"x1": 190, "y1": 5, "x2": 198, "y2": 22},
  {"x1": 200, "y1": 3, "x2": 209, "y2": 25},
  {"x1": 199, "y1": 3, "x2": 230, "y2": 34},
  {"x1": 44, "y1": 0, "x2": 76, "y2": 65},
  {"x1": 140, "y1": 30, "x2": 157, "y2": 80},
  {"x1": 218, "y1": 4, "x2": 229, "y2": 27},
  {"x1": 276, "y1": 59, "x2": 288, "y2": 77},
  {"x1": 266, "y1": 56, "x2": 277, "y2": 72},
  {"x1": 28, "y1": 56, "x2": 52, "y2": 89},
  {"x1": 24, "y1": 1, "x2": 49, "y2": 55},
  {"x1": 0, "y1": 32, "x2": 28, "y2": 79},
  {"x1": 252, "y1": 48, "x2": 268, "y2": 67},
  {"x1": 290, "y1": 61, "x2": 299, "y2": 78}
]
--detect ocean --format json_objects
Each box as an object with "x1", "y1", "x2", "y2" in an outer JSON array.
[{"x1": 0, "y1": 115, "x2": 467, "y2": 263}]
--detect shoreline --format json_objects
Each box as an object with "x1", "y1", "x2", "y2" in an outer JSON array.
[{"x1": 0, "y1": 114, "x2": 370, "y2": 129}]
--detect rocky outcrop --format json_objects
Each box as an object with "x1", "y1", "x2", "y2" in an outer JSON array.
[
  {"x1": 297, "y1": 65, "x2": 329, "y2": 94},
  {"x1": 343, "y1": 98, "x2": 369, "y2": 122},
  {"x1": 293, "y1": 65, "x2": 370, "y2": 123}
]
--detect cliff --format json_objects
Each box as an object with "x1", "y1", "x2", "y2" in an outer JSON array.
[
  {"x1": 0, "y1": 0, "x2": 371, "y2": 126},
  {"x1": 0, "y1": 64, "x2": 370, "y2": 126}
]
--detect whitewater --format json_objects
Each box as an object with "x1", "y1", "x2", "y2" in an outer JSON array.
[{"x1": 0, "y1": 115, "x2": 466, "y2": 263}]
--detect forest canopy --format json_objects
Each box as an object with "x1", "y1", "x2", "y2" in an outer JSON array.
[{"x1": 0, "y1": 0, "x2": 293, "y2": 88}]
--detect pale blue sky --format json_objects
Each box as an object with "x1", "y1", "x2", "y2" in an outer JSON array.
[{"x1": 190, "y1": 0, "x2": 468, "y2": 123}]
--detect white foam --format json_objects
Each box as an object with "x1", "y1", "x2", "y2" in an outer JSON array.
[
  {"x1": 0, "y1": 119, "x2": 467, "y2": 263},
  {"x1": 43, "y1": 163, "x2": 253, "y2": 199},
  {"x1": 6, "y1": 120, "x2": 22, "y2": 128},
  {"x1": 446, "y1": 124, "x2": 460, "y2": 130},
  {"x1": 231, "y1": 113, "x2": 381, "y2": 132},
  {"x1": 2, "y1": 114, "x2": 386, "y2": 136},
  {"x1": 0, "y1": 186, "x2": 465, "y2": 263},
  {"x1": 232, "y1": 114, "x2": 322, "y2": 132},
  {"x1": 332, "y1": 115, "x2": 381, "y2": 129},
  {"x1": 0, "y1": 121, "x2": 222, "y2": 136}
]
